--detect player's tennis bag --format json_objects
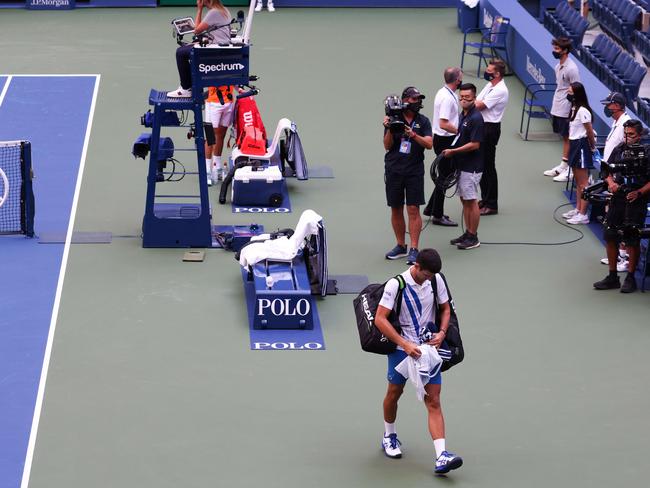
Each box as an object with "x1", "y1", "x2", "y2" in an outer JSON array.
[
  {"x1": 353, "y1": 275, "x2": 406, "y2": 355},
  {"x1": 433, "y1": 272, "x2": 464, "y2": 371}
]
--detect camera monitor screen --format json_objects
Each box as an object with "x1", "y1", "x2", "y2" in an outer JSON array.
[{"x1": 172, "y1": 17, "x2": 196, "y2": 36}]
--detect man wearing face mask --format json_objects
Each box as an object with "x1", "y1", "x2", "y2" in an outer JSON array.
[
  {"x1": 475, "y1": 60, "x2": 509, "y2": 216},
  {"x1": 544, "y1": 37, "x2": 581, "y2": 181},
  {"x1": 423, "y1": 67, "x2": 463, "y2": 227},
  {"x1": 597, "y1": 92, "x2": 631, "y2": 271},
  {"x1": 441, "y1": 83, "x2": 484, "y2": 250},
  {"x1": 383, "y1": 87, "x2": 434, "y2": 264},
  {"x1": 593, "y1": 119, "x2": 650, "y2": 293}
]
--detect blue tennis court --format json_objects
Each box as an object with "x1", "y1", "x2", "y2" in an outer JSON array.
[{"x1": 0, "y1": 75, "x2": 99, "y2": 488}]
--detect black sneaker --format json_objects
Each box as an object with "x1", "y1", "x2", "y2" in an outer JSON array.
[
  {"x1": 457, "y1": 234, "x2": 480, "y2": 250},
  {"x1": 620, "y1": 273, "x2": 638, "y2": 293},
  {"x1": 450, "y1": 232, "x2": 468, "y2": 245},
  {"x1": 385, "y1": 244, "x2": 408, "y2": 260},
  {"x1": 593, "y1": 274, "x2": 620, "y2": 290}
]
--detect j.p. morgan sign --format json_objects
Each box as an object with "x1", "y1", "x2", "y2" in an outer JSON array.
[{"x1": 27, "y1": 0, "x2": 75, "y2": 9}]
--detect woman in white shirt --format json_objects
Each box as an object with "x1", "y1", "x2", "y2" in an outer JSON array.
[{"x1": 563, "y1": 82, "x2": 596, "y2": 225}]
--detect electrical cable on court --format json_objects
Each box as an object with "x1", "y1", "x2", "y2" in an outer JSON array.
[{"x1": 466, "y1": 203, "x2": 585, "y2": 246}]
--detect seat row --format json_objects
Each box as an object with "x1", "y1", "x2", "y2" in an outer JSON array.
[
  {"x1": 579, "y1": 34, "x2": 646, "y2": 106},
  {"x1": 592, "y1": 0, "x2": 642, "y2": 51},
  {"x1": 543, "y1": 1, "x2": 589, "y2": 47},
  {"x1": 632, "y1": 30, "x2": 650, "y2": 65}
]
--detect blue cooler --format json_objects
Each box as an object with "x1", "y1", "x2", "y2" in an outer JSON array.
[
  {"x1": 232, "y1": 165, "x2": 284, "y2": 207},
  {"x1": 457, "y1": 0, "x2": 479, "y2": 33}
]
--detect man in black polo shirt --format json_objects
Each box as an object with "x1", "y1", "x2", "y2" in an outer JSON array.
[
  {"x1": 442, "y1": 83, "x2": 484, "y2": 250},
  {"x1": 383, "y1": 86, "x2": 433, "y2": 264}
]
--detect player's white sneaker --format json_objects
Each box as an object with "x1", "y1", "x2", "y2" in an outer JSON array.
[{"x1": 381, "y1": 433, "x2": 402, "y2": 459}]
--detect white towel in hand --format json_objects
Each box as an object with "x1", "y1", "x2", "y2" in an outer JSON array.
[{"x1": 394, "y1": 345, "x2": 443, "y2": 401}]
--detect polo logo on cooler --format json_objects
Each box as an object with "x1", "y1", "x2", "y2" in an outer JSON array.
[
  {"x1": 253, "y1": 342, "x2": 323, "y2": 350},
  {"x1": 257, "y1": 298, "x2": 311, "y2": 317},
  {"x1": 198, "y1": 62, "x2": 245, "y2": 74}
]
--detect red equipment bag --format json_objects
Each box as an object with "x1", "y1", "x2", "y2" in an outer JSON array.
[
  {"x1": 238, "y1": 126, "x2": 266, "y2": 155},
  {"x1": 234, "y1": 96, "x2": 267, "y2": 152}
]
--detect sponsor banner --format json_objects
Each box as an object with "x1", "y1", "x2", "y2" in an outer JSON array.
[
  {"x1": 27, "y1": 0, "x2": 75, "y2": 9},
  {"x1": 242, "y1": 271, "x2": 325, "y2": 351},
  {"x1": 191, "y1": 46, "x2": 250, "y2": 90}
]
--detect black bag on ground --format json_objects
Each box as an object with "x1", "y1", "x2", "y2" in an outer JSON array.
[
  {"x1": 353, "y1": 275, "x2": 406, "y2": 355},
  {"x1": 433, "y1": 272, "x2": 464, "y2": 371}
]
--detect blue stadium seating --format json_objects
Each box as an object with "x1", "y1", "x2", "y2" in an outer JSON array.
[
  {"x1": 544, "y1": 2, "x2": 589, "y2": 46},
  {"x1": 636, "y1": 96, "x2": 650, "y2": 126},
  {"x1": 592, "y1": 0, "x2": 642, "y2": 51},
  {"x1": 632, "y1": 30, "x2": 650, "y2": 65},
  {"x1": 579, "y1": 33, "x2": 646, "y2": 108}
]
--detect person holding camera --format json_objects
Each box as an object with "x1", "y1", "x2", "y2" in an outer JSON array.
[
  {"x1": 374, "y1": 248, "x2": 463, "y2": 475},
  {"x1": 598, "y1": 92, "x2": 631, "y2": 270},
  {"x1": 168, "y1": 0, "x2": 232, "y2": 99},
  {"x1": 423, "y1": 67, "x2": 463, "y2": 227},
  {"x1": 442, "y1": 83, "x2": 484, "y2": 250},
  {"x1": 383, "y1": 87, "x2": 433, "y2": 264},
  {"x1": 593, "y1": 119, "x2": 650, "y2": 293}
]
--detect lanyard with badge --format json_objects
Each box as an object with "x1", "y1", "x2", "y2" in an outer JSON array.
[{"x1": 399, "y1": 118, "x2": 416, "y2": 154}]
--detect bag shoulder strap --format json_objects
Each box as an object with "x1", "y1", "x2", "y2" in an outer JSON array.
[{"x1": 393, "y1": 274, "x2": 406, "y2": 317}]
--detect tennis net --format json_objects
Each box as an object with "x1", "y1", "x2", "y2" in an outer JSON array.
[{"x1": 0, "y1": 140, "x2": 34, "y2": 237}]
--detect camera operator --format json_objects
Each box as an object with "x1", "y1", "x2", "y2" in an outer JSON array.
[
  {"x1": 596, "y1": 92, "x2": 631, "y2": 270},
  {"x1": 168, "y1": 0, "x2": 232, "y2": 98},
  {"x1": 383, "y1": 87, "x2": 433, "y2": 265},
  {"x1": 593, "y1": 119, "x2": 650, "y2": 293}
]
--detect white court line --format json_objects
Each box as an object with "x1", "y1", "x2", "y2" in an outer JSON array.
[
  {"x1": 0, "y1": 75, "x2": 13, "y2": 108},
  {"x1": 19, "y1": 74, "x2": 101, "y2": 488}
]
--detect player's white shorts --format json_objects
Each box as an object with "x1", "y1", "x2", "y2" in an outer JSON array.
[{"x1": 205, "y1": 101, "x2": 234, "y2": 128}]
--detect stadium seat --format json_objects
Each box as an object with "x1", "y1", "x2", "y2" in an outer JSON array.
[
  {"x1": 461, "y1": 16, "x2": 511, "y2": 77},
  {"x1": 543, "y1": 2, "x2": 589, "y2": 46},
  {"x1": 592, "y1": 0, "x2": 642, "y2": 51}
]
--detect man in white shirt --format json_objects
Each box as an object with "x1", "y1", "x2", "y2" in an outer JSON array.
[
  {"x1": 374, "y1": 249, "x2": 463, "y2": 475},
  {"x1": 544, "y1": 37, "x2": 581, "y2": 181},
  {"x1": 424, "y1": 67, "x2": 463, "y2": 227},
  {"x1": 598, "y1": 92, "x2": 631, "y2": 271},
  {"x1": 475, "y1": 59, "x2": 509, "y2": 215},
  {"x1": 601, "y1": 92, "x2": 631, "y2": 163}
]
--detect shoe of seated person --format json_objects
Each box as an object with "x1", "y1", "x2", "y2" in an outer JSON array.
[
  {"x1": 553, "y1": 168, "x2": 572, "y2": 182},
  {"x1": 566, "y1": 212, "x2": 589, "y2": 225},
  {"x1": 255, "y1": 1, "x2": 263, "y2": 11},
  {"x1": 620, "y1": 273, "x2": 638, "y2": 293},
  {"x1": 593, "y1": 274, "x2": 620, "y2": 290},
  {"x1": 385, "y1": 244, "x2": 408, "y2": 260},
  {"x1": 381, "y1": 433, "x2": 402, "y2": 459},
  {"x1": 167, "y1": 86, "x2": 192, "y2": 98},
  {"x1": 435, "y1": 451, "x2": 463, "y2": 474},
  {"x1": 267, "y1": 1, "x2": 275, "y2": 11},
  {"x1": 562, "y1": 208, "x2": 578, "y2": 219},
  {"x1": 543, "y1": 163, "x2": 566, "y2": 177}
]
